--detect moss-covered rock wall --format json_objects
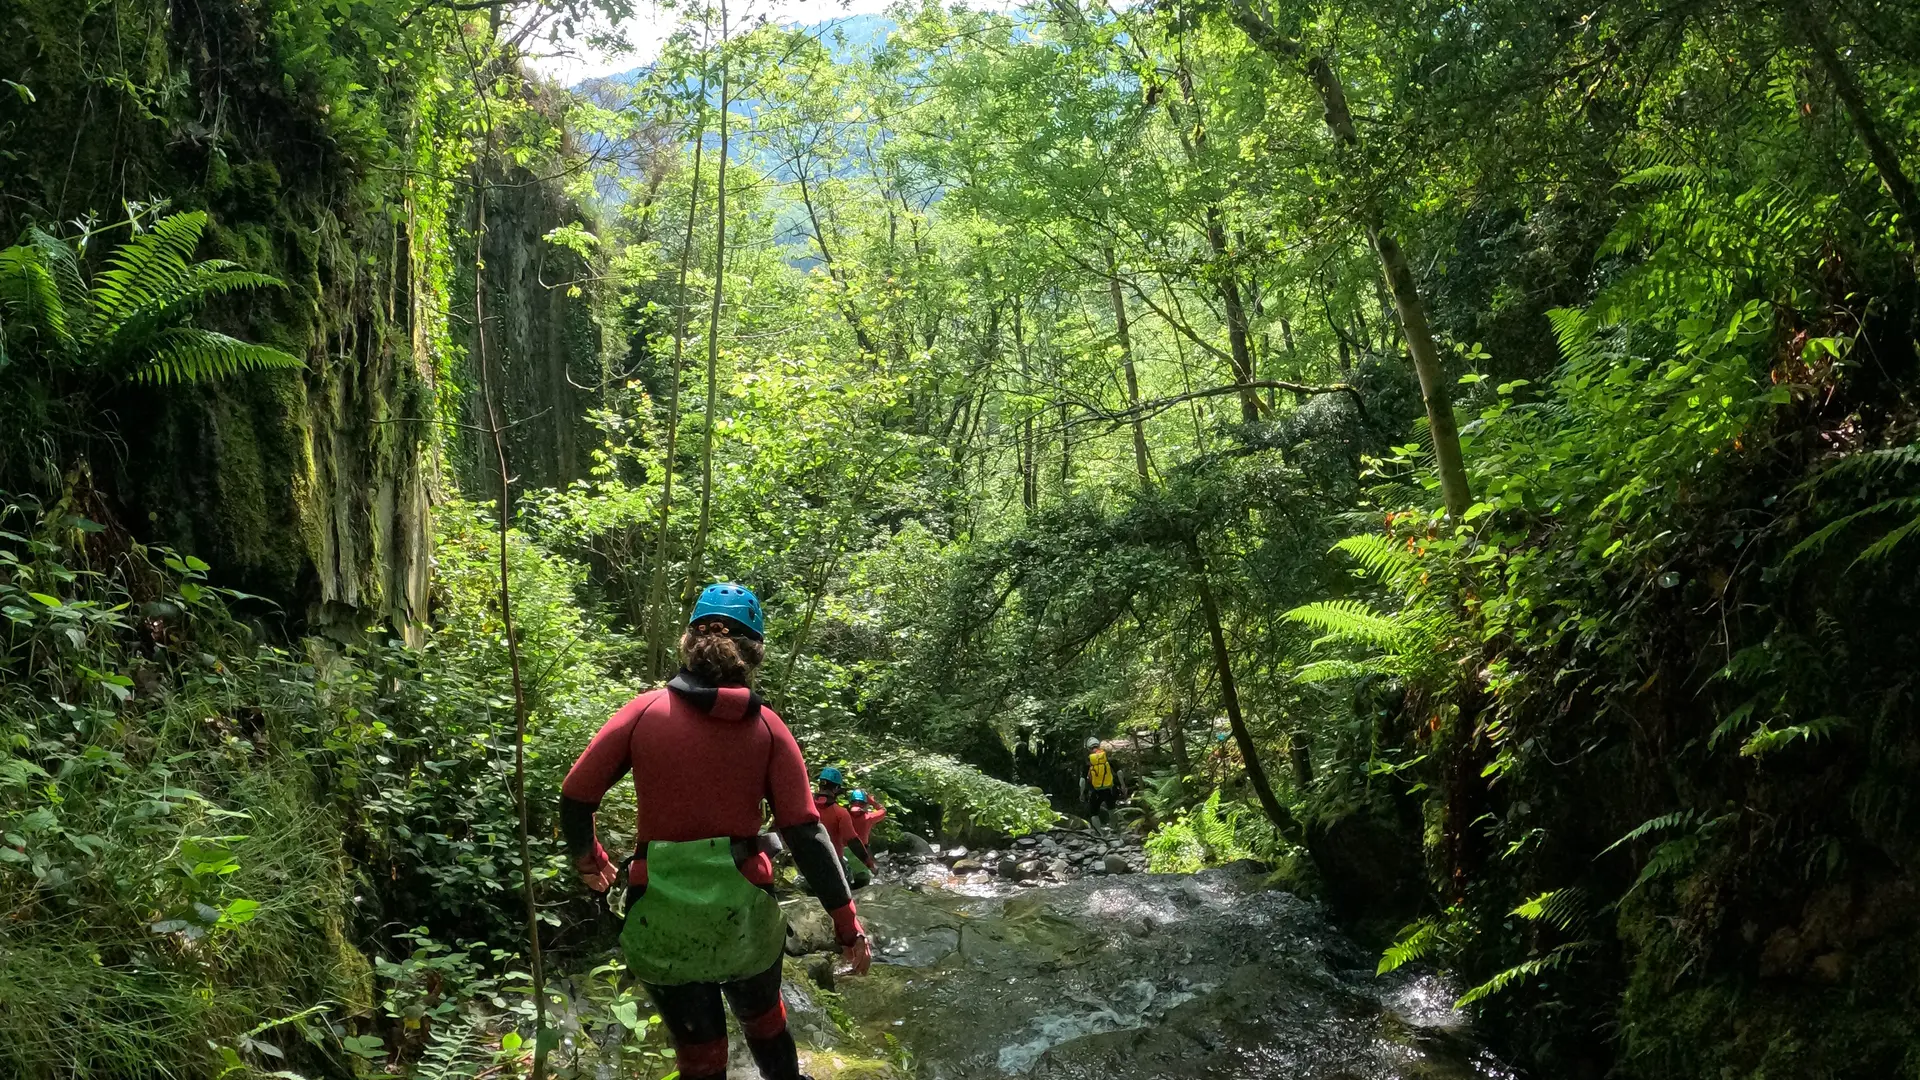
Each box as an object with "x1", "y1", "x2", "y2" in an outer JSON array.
[
  {"x1": 0, "y1": 0, "x2": 472, "y2": 637},
  {"x1": 449, "y1": 159, "x2": 608, "y2": 506}
]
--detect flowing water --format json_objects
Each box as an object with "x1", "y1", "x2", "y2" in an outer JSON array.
[{"x1": 781, "y1": 863, "x2": 1518, "y2": 1080}]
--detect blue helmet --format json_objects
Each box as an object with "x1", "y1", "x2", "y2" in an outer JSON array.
[
  {"x1": 690, "y1": 582, "x2": 764, "y2": 641},
  {"x1": 848, "y1": 789, "x2": 868, "y2": 804},
  {"x1": 818, "y1": 766, "x2": 846, "y2": 787}
]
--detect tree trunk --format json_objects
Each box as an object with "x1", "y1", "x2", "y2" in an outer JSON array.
[
  {"x1": 775, "y1": 540, "x2": 842, "y2": 706},
  {"x1": 1288, "y1": 729, "x2": 1313, "y2": 791},
  {"x1": 1204, "y1": 210, "x2": 1261, "y2": 422},
  {"x1": 682, "y1": 20, "x2": 731, "y2": 606},
  {"x1": 1169, "y1": 697, "x2": 1190, "y2": 777},
  {"x1": 1058, "y1": 400, "x2": 1071, "y2": 495},
  {"x1": 644, "y1": 87, "x2": 707, "y2": 680},
  {"x1": 796, "y1": 166, "x2": 879, "y2": 354},
  {"x1": 1789, "y1": 4, "x2": 1920, "y2": 251},
  {"x1": 1015, "y1": 299, "x2": 1037, "y2": 514},
  {"x1": 1185, "y1": 534, "x2": 1301, "y2": 840},
  {"x1": 1106, "y1": 247, "x2": 1152, "y2": 487},
  {"x1": 1224, "y1": 5, "x2": 1471, "y2": 516}
]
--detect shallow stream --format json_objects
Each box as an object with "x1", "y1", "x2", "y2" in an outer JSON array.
[{"x1": 778, "y1": 861, "x2": 1517, "y2": 1080}]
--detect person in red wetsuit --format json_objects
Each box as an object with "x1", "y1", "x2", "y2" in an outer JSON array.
[
  {"x1": 847, "y1": 790, "x2": 886, "y2": 857},
  {"x1": 560, "y1": 583, "x2": 870, "y2": 1080},
  {"x1": 812, "y1": 768, "x2": 874, "y2": 889}
]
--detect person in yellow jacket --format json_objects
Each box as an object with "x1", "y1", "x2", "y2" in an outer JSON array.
[{"x1": 1078, "y1": 737, "x2": 1125, "y2": 833}]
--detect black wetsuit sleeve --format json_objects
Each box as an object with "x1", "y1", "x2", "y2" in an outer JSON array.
[
  {"x1": 850, "y1": 836, "x2": 873, "y2": 866},
  {"x1": 560, "y1": 794, "x2": 601, "y2": 860},
  {"x1": 780, "y1": 821, "x2": 852, "y2": 910}
]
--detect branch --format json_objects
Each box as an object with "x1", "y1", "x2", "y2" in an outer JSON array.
[{"x1": 1072, "y1": 379, "x2": 1367, "y2": 429}]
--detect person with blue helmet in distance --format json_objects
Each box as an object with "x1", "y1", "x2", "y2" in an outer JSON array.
[
  {"x1": 812, "y1": 766, "x2": 876, "y2": 889},
  {"x1": 846, "y1": 788, "x2": 886, "y2": 874},
  {"x1": 560, "y1": 582, "x2": 870, "y2": 1080}
]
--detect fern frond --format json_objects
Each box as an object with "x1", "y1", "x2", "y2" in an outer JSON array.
[
  {"x1": 0, "y1": 245, "x2": 72, "y2": 359},
  {"x1": 1614, "y1": 163, "x2": 1695, "y2": 190},
  {"x1": 136, "y1": 328, "x2": 304, "y2": 385},
  {"x1": 90, "y1": 211, "x2": 210, "y2": 331},
  {"x1": 1627, "y1": 836, "x2": 1699, "y2": 893},
  {"x1": 1293, "y1": 658, "x2": 1394, "y2": 684},
  {"x1": 1785, "y1": 496, "x2": 1920, "y2": 568},
  {"x1": 1455, "y1": 941, "x2": 1591, "y2": 1008},
  {"x1": 1816, "y1": 442, "x2": 1920, "y2": 483},
  {"x1": 1377, "y1": 917, "x2": 1441, "y2": 975},
  {"x1": 124, "y1": 261, "x2": 286, "y2": 330},
  {"x1": 1708, "y1": 699, "x2": 1759, "y2": 749},
  {"x1": 1740, "y1": 715, "x2": 1848, "y2": 757},
  {"x1": 1331, "y1": 533, "x2": 1420, "y2": 589},
  {"x1": 1599, "y1": 810, "x2": 1697, "y2": 856},
  {"x1": 414, "y1": 1015, "x2": 488, "y2": 1080},
  {"x1": 25, "y1": 226, "x2": 87, "y2": 321},
  {"x1": 1546, "y1": 307, "x2": 1602, "y2": 370},
  {"x1": 1851, "y1": 502, "x2": 1920, "y2": 565},
  {"x1": 1283, "y1": 599, "x2": 1411, "y2": 651},
  {"x1": 1511, "y1": 888, "x2": 1589, "y2": 934}
]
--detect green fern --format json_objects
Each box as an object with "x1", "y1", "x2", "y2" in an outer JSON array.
[
  {"x1": 137, "y1": 328, "x2": 302, "y2": 385},
  {"x1": 1707, "y1": 699, "x2": 1759, "y2": 750},
  {"x1": 413, "y1": 1015, "x2": 489, "y2": 1080},
  {"x1": 1284, "y1": 599, "x2": 1413, "y2": 651},
  {"x1": 1785, "y1": 442, "x2": 1920, "y2": 568},
  {"x1": 1628, "y1": 837, "x2": 1699, "y2": 893},
  {"x1": 1510, "y1": 887, "x2": 1589, "y2": 935},
  {"x1": 0, "y1": 244, "x2": 71, "y2": 365},
  {"x1": 0, "y1": 211, "x2": 298, "y2": 385},
  {"x1": 1546, "y1": 307, "x2": 1603, "y2": 370},
  {"x1": 1293, "y1": 657, "x2": 1394, "y2": 684},
  {"x1": 1599, "y1": 810, "x2": 1699, "y2": 856},
  {"x1": 1377, "y1": 917, "x2": 1441, "y2": 975},
  {"x1": 1455, "y1": 942, "x2": 1591, "y2": 1008},
  {"x1": 89, "y1": 211, "x2": 215, "y2": 331},
  {"x1": 1330, "y1": 533, "x2": 1420, "y2": 590},
  {"x1": 1740, "y1": 714, "x2": 1848, "y2": 758}
]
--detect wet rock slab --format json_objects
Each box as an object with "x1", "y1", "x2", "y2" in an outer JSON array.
[{"x1": 829, "y1": 868, "x2": 1518, "y2": 1080}]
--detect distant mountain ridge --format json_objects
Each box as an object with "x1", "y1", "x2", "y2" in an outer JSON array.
[{"x1": 579, "y1": 13, "x2": 898, "y2": 90}]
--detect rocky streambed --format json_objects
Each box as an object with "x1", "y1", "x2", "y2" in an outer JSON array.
[
  {"x1": 881, "y1": 826, "x2": 1149, "y2": 891},
  {"x1": 773, "y1": 853, "x2": 1518, "y2": 1080}
]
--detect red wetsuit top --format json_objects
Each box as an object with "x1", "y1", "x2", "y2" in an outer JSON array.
[
  {"x1": 563, "y1": 684, "x2": 811, "y2": 890},
  {"x1": 815, "y1": 794, "x2": 859, "y2": 856},
  {"x1": 849, "y1": 802, "x2": 886, "y2": 846}
]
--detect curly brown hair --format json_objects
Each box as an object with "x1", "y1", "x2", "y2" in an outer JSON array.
[{"x1": 679, "y1": 624, "x2": 764, "y2": 686}]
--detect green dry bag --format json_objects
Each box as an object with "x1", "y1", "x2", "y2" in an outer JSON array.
[{"x1": 620, "y1": 837, "x2": 787, "y2": 986}]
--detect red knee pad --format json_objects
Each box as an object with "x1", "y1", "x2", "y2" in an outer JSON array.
[
  {"x1": 740, "y1": 998, "x2": 789, "y2": 1042},
  {"x1": 675, "y1": 1036, "x2": 729, "y2": 1077}
]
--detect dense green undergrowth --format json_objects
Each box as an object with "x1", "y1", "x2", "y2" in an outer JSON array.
[{"x1": 0, "y1": 485, "x2": 1050, "y2": 1079}]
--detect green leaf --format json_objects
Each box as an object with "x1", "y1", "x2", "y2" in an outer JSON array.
[
  {"x1": 221, "y1": 898, "x2": 262, "y2": 925},
  {"x1": 27, "y1": 592, "x2": 61, "y2": 608}
]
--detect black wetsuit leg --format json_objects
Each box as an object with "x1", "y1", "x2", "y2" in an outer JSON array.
[
  {"x1": 643, "y1": 979, "x2": 729, "y2": 1079},
  {"x1": 723, "y1": 959, "x2": 800, "y2": 1079}
]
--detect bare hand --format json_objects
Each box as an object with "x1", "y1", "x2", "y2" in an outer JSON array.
[
  {"x1": 579, "y1": 858, "x2": 618, "y2": 894},
  {"x1": 842, "y1": 935, "x2": 872, "y2": 976}
]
